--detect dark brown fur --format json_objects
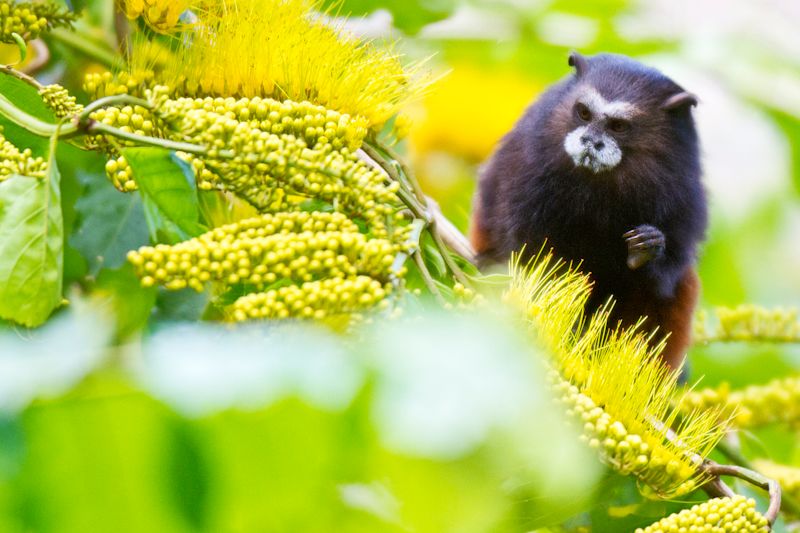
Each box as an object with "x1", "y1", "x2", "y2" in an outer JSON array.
[{"x1": 471, "y1": 53, "x2": 707, "y2": 371}]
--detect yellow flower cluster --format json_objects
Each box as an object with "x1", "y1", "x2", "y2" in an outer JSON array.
[
  {"x1": 137, "y1": 0, "x2": 428, "y2": 130},
  {"x1": 231, "y1": 275, "x2": 390, "y2": 322},
  {"x1": 0, "y1": 126, "x2": 47, "y2": 180},
  {"x1": 0, "y1": 0, "x2": 75, "y2": 43},
  {"x1": 104, "y1": 155, "x2": 135, "y2": 192},
  {"x1": 157, "y1": 94, "x2": 399, "y2": 236},
  {"x1": 83, "y1": 70, "x2": 155, "y2": 100},
  {"x1": 118, "y1": 0, "x2": 194, "y2": 34},
  {"x1": 81, "y1": 72, "x2": 164, "y2": 190},
  {"x1": 679, "y1": 376, "x2": 800, "y2": 428},
  {"x1": 552, "y1": 370, "x2": 699, "y2": 498},
  {"x1": 694, "y1": 305, "x2": 799, "y2": 343},
  {"x1": 81, "y1": 75, "x2": 400, "y2": 229},
  {"x1": 127, "y1": 211, "x2": 405, "y2": 291},
  {"x1": 89, "y1": 102, "x2": 161, "y2": 190},
  {"x1": 753, "y1": 459, "x2": 800, "y2": 505},
  {"x1": 38, "y1": 83, "x2": 83, "y2": 118},
  {"x1": 636, "y1": 496, "x2": 769, "y2": 533},
  {"x1": 160, "y1": 96, "x2": 369, "y2": 152},
  {"x1": 507, "y1": 252, "x2": 727, "y2": 498}
]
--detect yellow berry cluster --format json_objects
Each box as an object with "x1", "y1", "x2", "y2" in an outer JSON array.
[
  {"x1": 127, "y1": 211, "x2": 406, "y2": 292},
  {"x1": 695, "y1": 305, "x2": 799, "y2": 343},
  {"x1": 82, "y1": 78, "x2": 163, "y2": 190},
  {"x1": 160, "y1": 96, "x2": 369, "y2": 152},
  {"x1": 231, "y1": 275, "x2": 390, "y2": 322},
  {"x1": 160, "y1": 98, "x2": 399, "y2": 236},
  {"x1": 636, "y1": 495, "x2": 769, "y2": 533},
  {"x1": 679, "y1": 376, "x2": 800, "y2": 428},
  {"x1": 0, "y1": 0, "x2": 74, "y2": 43},
  {"x1": 83, "y1": 70, "x2": 155, "y2": 101},
  {"x1": 38, "y1": 83, "x2": 83, "y2": 118},
  {"x1": 550, "y1": 370, "x2": 700, "y2": 498},
  {"x1": 0, "y1": 127, "x2": 47, "y2": 180},
  {"x1": 104, "y1": 155, "x2": 135, "y2": 192}
]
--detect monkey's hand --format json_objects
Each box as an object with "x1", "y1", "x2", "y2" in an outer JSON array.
[{"x1": 624, "y1": 225, "x2": 665, "y2": 270}]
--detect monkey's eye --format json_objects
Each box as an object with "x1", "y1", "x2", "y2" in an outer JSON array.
[
  {"x1": 607, "y1": 119, "x2": 631, "y2": 133},
  {"x1": 575, "y1": 103, "x2": 592, "y2": 122}
]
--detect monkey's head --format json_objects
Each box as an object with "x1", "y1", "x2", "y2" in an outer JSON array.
[{"x1": 555, "y1": 52, "x2": 698, "y2": 175}]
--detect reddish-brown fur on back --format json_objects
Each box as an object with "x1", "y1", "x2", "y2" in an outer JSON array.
[
  {"x1": 469, "y1": 202, "x2": 491, "y2": 256},
  {"x1": 613, "y1": 268, "x2": 699, "y2": 370}
]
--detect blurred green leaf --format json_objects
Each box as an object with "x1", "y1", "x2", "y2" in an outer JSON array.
[
  {"x1": 94, "y1": 264, "x2": 156, "y2": 339},
  {"x1": 0, "y1": 143, "x2": 63, "y2": 327},
  {"x1": 16, "y1": 385, "x2": 191, "y2": 533},
  {"x1": 323, "y1": 0, "x2": 456, "y2": 34}
]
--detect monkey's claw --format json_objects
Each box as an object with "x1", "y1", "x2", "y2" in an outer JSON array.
[{"x1": 624, "y1": 225, "x2": 665, "y2": 270}]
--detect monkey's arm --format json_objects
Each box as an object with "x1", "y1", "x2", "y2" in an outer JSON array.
[{"x1": 623, "y1": 222, "x2": 701, "y2": 301}]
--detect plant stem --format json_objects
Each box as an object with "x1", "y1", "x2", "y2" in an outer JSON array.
[
  {"x1": 716, "y1": 438, "x2": 800, "y2": 518},
  {"x1": 0, "y1": 93, "x2": 59, "y2": 136},
  {"x1": 0, "y1": 63, "x2": 42, "y2": 89},
  {"x1": 364, "y1": 140, "x2": 477, "y2": 290},
  {"x1": 80, "y1": 94, "x2": 153, "y2": 119},
  {"x1": 23, "y1": 39, "x2": 50, "y2": 75},
  {"x1": 706, "y1": 462, "x2": 782, "y2": 525},
  {"x1": 0, "y1": 91, "x2": 229, "y2": 158},
  {"x1": 87, "y1": 122, "x2": 231, "y2": 156}
]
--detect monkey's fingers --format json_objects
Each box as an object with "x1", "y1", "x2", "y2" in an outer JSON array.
[{"x1": 624, "y1": 225, "x2": 665, "y2": 269}]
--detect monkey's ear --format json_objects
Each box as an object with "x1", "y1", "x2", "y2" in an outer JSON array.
[
  {"x1": 568, "y1": 51, "x2": 588, "y2": 78},
  {"x1": 661, "y1": 91, "x2": 698, "y2": 111}
]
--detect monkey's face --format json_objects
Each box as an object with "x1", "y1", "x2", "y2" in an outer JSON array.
[{"x1": 562, "y1": 87, "x2": 636, "y2": 174}]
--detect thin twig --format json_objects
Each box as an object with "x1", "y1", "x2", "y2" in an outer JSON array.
[
  {"x1": 0, "y1": 63, "x2": 42, "y2": 89},
  {"x1": 366, "y1": 140, "x2": 477, "y2": 286},
  {"x1": 22, "y1": 39, "x2": 50, "y2": 75},
  {"x1": 706, "y1": 462, "x2": 782, "y2": 525},
  {"x1": 80, "y1": 94, "x2": 153, "y2": 119},
  {"x1": 657, "y1": 418, "x2": 782, "y2": 525},
  {"x1": 716, "y1": 438, "x2": 800, "y2": 518}
]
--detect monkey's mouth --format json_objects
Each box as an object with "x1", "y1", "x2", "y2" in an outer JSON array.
[{"x1": 575, "y1": 150, "x2": 614, "y2": 174}]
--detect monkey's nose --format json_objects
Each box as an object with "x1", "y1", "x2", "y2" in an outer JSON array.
[{"x1": 580, "y1": 135, "x2": 604, "y2": 151}]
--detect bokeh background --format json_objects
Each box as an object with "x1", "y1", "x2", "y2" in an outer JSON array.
[{"x1": 0, "y1": 0, "x2": 798, "y2": 531}]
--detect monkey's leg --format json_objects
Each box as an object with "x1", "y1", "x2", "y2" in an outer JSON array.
[{"x1": 624, "y1": 225, "x2": 665, "y2": 270}]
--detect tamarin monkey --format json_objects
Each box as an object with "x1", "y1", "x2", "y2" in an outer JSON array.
[{"x1": 471, "y1": 52, "x2": 707, "y2": 370}]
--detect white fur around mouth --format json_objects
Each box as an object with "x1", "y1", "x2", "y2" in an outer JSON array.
[{"x1": 563, "y1": 126, "x2": 622, "y2": 174}]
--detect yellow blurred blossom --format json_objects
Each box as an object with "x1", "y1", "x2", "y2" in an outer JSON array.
[{"x1": 408, "y1": 65, "x2": 539, "y2": 162}]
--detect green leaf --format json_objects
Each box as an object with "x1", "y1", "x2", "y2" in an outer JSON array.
[
  {"x1": 71, "y1": 170, "x2": 149, "y2": 276},
  {"x1": 122, "y1": 147, "x2": 205, "y2": 243},
  {"x1": 0, "y1": 141, "x2": 63, "y2": 327},
  {"x1": 421, "y1": 234, "x2": 447, "y2": 277},
  {"x1": 0, "y1": 71, "x2": 56, "y2": 159}
]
